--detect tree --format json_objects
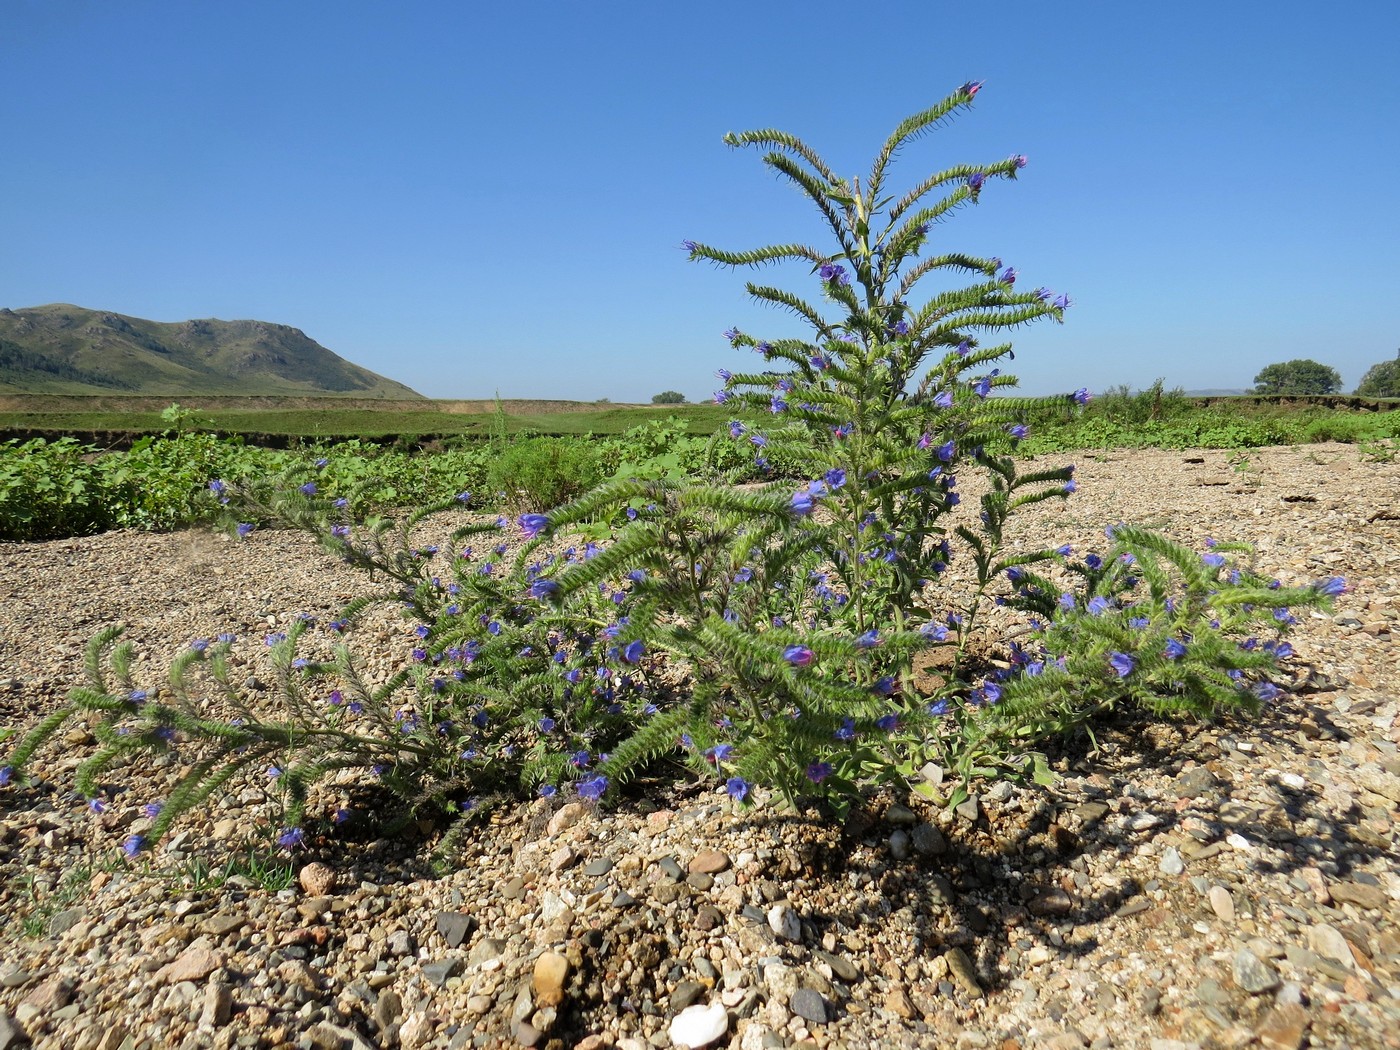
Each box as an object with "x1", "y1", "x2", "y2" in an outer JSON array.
[
  {"x1": 1251, "y1": 359, "x2": 1342, "y2": 396},
  {"x1": 1356, "y1": 350, "x2": 1400, "y2": 398},
  {"x1": 651, "y1": 390, "x2": 687, "y2": 404}
]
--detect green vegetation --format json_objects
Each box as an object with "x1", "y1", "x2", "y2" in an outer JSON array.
[
  {"x1": 0, "y1": 304, "x2": 420, "y2": 398},
  {"x1": 651, "y1": 390, "x2": 688, "y2": 404},
  {"x1": 1356, "y1": 350, "x2": 1400, "y2": 398},
  {"x1": 5, "y1": 85, "x2": 1340, "y2": 860},
  {"x1": 1251, "y1": 358, "x2": 1342, "y2": 396}
]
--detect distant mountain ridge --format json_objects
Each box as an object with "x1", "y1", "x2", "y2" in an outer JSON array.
[{"x1": 0, "y1": 304, "x2": 422, "y2": 398}]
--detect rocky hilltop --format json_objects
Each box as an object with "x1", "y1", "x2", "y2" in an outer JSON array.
[{"x1": 0, "y1": 304, "x2": 421, "y2": 398}]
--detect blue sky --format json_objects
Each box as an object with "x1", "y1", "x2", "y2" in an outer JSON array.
[{"x1": 3, "y1": 0, "x2": 1397, "y2": 401}]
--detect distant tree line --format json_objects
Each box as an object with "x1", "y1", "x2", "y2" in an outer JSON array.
[{"x1": 1252, "y1": 352, "x2": 1399, "y2": 398}]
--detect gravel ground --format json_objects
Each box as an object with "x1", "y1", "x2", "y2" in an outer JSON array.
[{"x1": 0, "y1": 442, "x2": 1397, "y2": 1050}]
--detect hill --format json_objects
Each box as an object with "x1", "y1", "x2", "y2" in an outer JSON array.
[{"x1": 0, "y1": 304, "x2": 422, "y2": 398}]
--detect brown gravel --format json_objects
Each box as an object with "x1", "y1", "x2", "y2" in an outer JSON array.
[{"x1": 0, "y1": 442, "x2": 1398, "y2": 1050}]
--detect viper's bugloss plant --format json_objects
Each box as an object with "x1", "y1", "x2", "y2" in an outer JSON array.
[{"x1": 5, "y1": 83, "x2": 1343, "y2": 848}]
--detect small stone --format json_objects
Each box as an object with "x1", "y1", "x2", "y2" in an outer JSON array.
[
  {"x1": 468, "y1": 938, "x2": 506, "y2": 966},
  {"x1": 549, "y1": 845, "x2": 577, "y2": 872},
  {"x1": 434, "y1": 911, "x2": 475, "y2": 948},
  {"x1": 671, "y1": 981, "x2": 707, "y2": 1013},
  {"x1": 667, "y1": 1002, "x2": 729, "y2": 1048},
  {"x1": 1174, "y1": 766, "x2": 1218, "y2": 798},
  {"x1": 767, "y1": 904, "x2": 801, "y2": 942},
  {"x1": 687, "y1": 872, "x2": 715, "y2": 892},
  {"x1": 374, "y1": 988, "x2": 404, "y2": 1030},
  {"x1": 1027, "y1": 888, "x2": 1074, "y2": 917},
  {"x1": 886, "y1": 803, "x2": 917, "y2": 825},
  {"x1": 944, "y1": 947, "x2": 982, "y2": 998},
  {"x1": 0, "y1": 971, "x2": 27, "y2": 991},
  {"x1": 546, "y1": 802, "x2": 588, "y2": 837},
  {"x1": 299, "y1": 862, "x2": 337, "y2": 896},
  {"x1": 1329, "y1": 881, "x2": 1386, "y2": 910},
  {"x1": 423, "y1": 958, "x2": 462, "y2": 988},
  {"x1": 0, "y1": 1015, "x2": 30, "y2": 1050},
  {"x1": 1255, "y1": 1004, "x2": 1309, "y2": 1050},
  {"x1": 582, "y1": 857, "x2": 614, "y2": 877},
  {"x1": 689, "y1": 850, "x2": 731, "y2": 875},
  {"x1": 155, "y1": 948, "x2": 223, "y2": 985},
  {"x1": 984, "y1": 780, "x2": 1015, "y2": 803},
  {"x1": 466, "y1": 995, "x2": 492, "y2": 1015},
  {"x1": 789, "y1": 988, "x2": 826, "y2": 1024},
  {"x1": 883, "y1": 986, "x2": 915, "y2": 1019},
  {"x1": 888, "y1": 830, "x2": 911, "y2": 861},
  {"x1": 199, "y1": 980, "x2": 233, "y2": 1026},
  {"x1": 1159, "y1": 848, "x2": 1185, "y2": 876},
  {"x1": 386, "y1": 929, "x2": 414, "y2": 956},
  {"x1": 1232, "y1": 948, "x2": 1279, "y2": 994},
  {"x1": 911, "y1": 823, "x2": 946, "y2": 856},
  {"x1": 533, "y1": 951, "x2": 570, "y2": 1008},
  {"x1": 955, "y1": 795, "x2": 980, "y2": 822},
  {"x1": 1208, "y1": 886, "x2": 1235, "y2": 922},
  {"x1": 814, "y1": 951, "x2": 858, "y2": 982},
  {"x1": 1278, "y1": 772, "x2": 1306, "y2": 790},
  {"x1": 659, "y1": 857, "x2": 685, "y2": 881},
  {"x1": 1308, "y1": 924, "x2": 1353, "y2": 967}
]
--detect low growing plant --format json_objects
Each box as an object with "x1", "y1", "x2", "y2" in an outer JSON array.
[{"x1": 4, "y1": 83, "x2": 1343, "y2": 852}]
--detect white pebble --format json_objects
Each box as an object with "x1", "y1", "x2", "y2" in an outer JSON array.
[{"x1": 668, "y1": 1002, "x2": 729, "y2": 1048}]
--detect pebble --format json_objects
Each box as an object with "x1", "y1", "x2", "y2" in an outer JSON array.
[
  {"x1": 1158, "y1": 847, "x2": 1185, "y2": 876},
  {"x1": 767, "y1": 905, "x2": 801, "y2": 942},
  {"x1": 1232, "y1": 948, "x2": 1279, "y2": 994},
  {"x1": 790, "y1": 988, "x2": 827, "y2": 1024},
  {"x1": 667, "y1": 1002, "x2": 729, "y2": 1048}
]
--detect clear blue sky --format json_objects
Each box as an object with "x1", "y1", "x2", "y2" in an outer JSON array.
[{"x1": 3, "y1": 0, "x2": 1397, "y2": 401}]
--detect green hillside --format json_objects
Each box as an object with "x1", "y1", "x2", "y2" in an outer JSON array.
[{"x1": 0, "y1": 304, "x2": 422, "y2": 398}]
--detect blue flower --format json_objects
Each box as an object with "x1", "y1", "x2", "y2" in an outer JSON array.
[
  {"x1": 723, "y1": 327, "x2": 740, "y2": 344},
  {"x1": 1108, "y1": 651, "x2": 1135, "y2": 677},
  {"x1": 142, "y1": 802, "x2": 162, "y2": 819},
  {"x1": 1063, "y1": 480, "x2": 1077, "y2": 494},
  {"x1": 955, "y1": 340, "x2": 972, "y2": 357},
  {"x1": 726, "y1": 777, "x2": 751, "y2": 801},
  {"x1": 1202, "y1": 553, "x2": 1226, "y2": 568},
  {"x1": 806, "y1": 761, "x2": 833, "y2": 784},
  {"x1": 519, "y1": 514, "x2": 550, "y2": 539},
  {"x1": 1011, "y1": 154, "x2": 1028, "y2": 169},
  {"x1": 620, "y1": 640, "x2": 645, "y2": 664},
  {"x1": 967, "y1": 172, "x2": 985, "y2": 191},
  {"x1": 1053, "y1": 293, "x2": 1072, "y2": 310},
  {"x1": 1253, "y1": 682, "x2": 1282, "y2": 702},
  {"x1": 299, "y1": 482, "x2": 317, "y2": 496},
  {"x1": 705, "y1": 743, "x2": 735, "y2": 765},
  {"x1": 733, "y1": 567, "x2": 753, "y2": 584},
  {"x1": 937, "y1": 440, "x2": 956, "y2": 463},
  {"x1": 856, "y1": 629, "x2": 879, "y2": 648},
  {"x1": 577, "y1": 774, "x2": 608, "y2": 801},
  {"x1": 236, "y1": 523, "x2": 255, "y2": 539},
  {"x1": 1314, "y1": 577, "x2": 1346, "y2": 597},
  {"x1": 960, "y1": 80, "x2": 984, "y2": 97},
  {"x1": 530, "y1": 579, "x2": 560, "y2": 600},
  {"x1": 784, "y1": 645, "x2": 815, "y2": 667},
  {"x1": 715, "y1": 368, "x2": 732, "y2": 382},
  {"x1": 122, "y1": 834, "x2": 144, "y2": 858},
  {"x1": 277, "y1": 827, "x2": 304, "y2": 850},
  {"x1": 714, "y1": 390, "x2": 730, "y2": 404},
  {"x1": 539, "y1": 784, "x2": 558, "y2": 798},
  {"x1": 538, "y1": 717, "x2": 556, "y2": 733},
  {"x1": 933, "y1": 389, "x2": 954, "y2": 409},
  {"x1": 1073, "y1": 388, "x2": 1092, "y2": 406},
  {"x1": 790, "y1": 490, "x2": 816, "y2": 517},
  {"x1": 999, "y1": 266, "x2": 1017, "y2": 285},
  {"x1": 1164, "y1": 638, "x2": 1187, "y2": 660},
  {"x1": 1007, "y1": 424, "x2": 1029, "y2": 440},
  {"x1": 1087, "y1": 596, "x2": 1111, "y2": 616},
  {"x1": 834, "y1": 717, "x2": 857, "y2": 741},
  {"x1": 875, "y1": 713, "x2": 898, "y2": 731},
  {"x1": 818, "y1": 262, "x2": 850, "y2": 286}
]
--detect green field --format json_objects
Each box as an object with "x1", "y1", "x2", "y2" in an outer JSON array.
[{"x1": 0, "y1": 395, "x2": 728, "y2": 441}]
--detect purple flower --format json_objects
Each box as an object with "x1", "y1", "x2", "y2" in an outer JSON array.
[
  {"x1": 236, "y1": 522, "x2": 255, "y2": 539},
  {"x1": 967, "y1": 172, "x2": 985, "y2": 191},
  {"x1": 142, "y1": 802, "x2": 162, "y2": 819},
  {"x1": 713, "y1": 390, "x2": 730, "y2": 404},
  {"x1": 806, "y1": 761, "x2": 833, "y2": 784},
  {"x1": 620, "y1": 640, "x2": 645, "y2": 665},
  {"x1": 824, "y1": 468, "x2": 846, "y2": 489},
  {"x1": 1072, "y1": 388, "x2": 1092, "y2": 406},
  {"x1": 88, "y1": 798, "x2": 105, "y2": 814},
  {"x1": 1011, "y1": 154, "x2": 1028, "y2": 168},
  {"x1": 973, "y1": 376, "x2": 993, "y2": 398},
  {"x1": 960, "y1": 80, "x2": 984, "y2": 97},
  {"x1": 1108, "y1": 651, "x2": 1135, "y2": 678},
  {"x1": 790, "y1": 490, "x2": 816, "y2": 516},
  {"x1": 538, "y1": 784, "x2": 558, "y2": 798},
  {"x1": 530, "y1": 579, "x2": 560, "y2": 600},
  {"x1": 937, "y1": 440, "x2": 956, "y2": 463},
  {"x1": 723, "y1": 327, "x2": 740, "y2": 344},
  {"x1": 122, "y1": 834, "x2": 144, "y2": 859},
  {"x1": 818, "y1": 262, "x2": 850, "y2": 286},
  {"x1": 705, "y1": 743, "x2": 735, "y2": 765},
  {"x1": 577, "y1": 773, "x2": 608, "y2": 802},
  {"x1": 682, "y1": 239, "x2": 698, "y2": 253},
  {"x1": 1053, "y1": 293, "x2": 1072, "y2": 310},
  {"x1": 1253, "y1": 682, "x2": 1282, "y2": 702},
  {"x1": 538, "y1": 717, "x2": 556, "y2": 733},
  {"x1": 1007, "y1": 424, "x2": 1029, "y2": 440},
  {"x1": 519, "y1": 514, "x2": 550, "y2": 539},
  {"x1": 330, "y1": 524, "x2": 350, "y2": 540},
  {"x1": 999, "y1": 266, "x2": 1017, "y2": 285},
  {"x1": 834, "y1": 718, "x2": 857, "y2": 741},
  {"x1": 892, "y1": 320, "x2": 910, "y2": 336},
  {"x1": 856, "y1": 629, "x2": 879, "y2": 648},
  {"x1": 1087, "y1": 596, "x2": 1111, "y2": 616},
  {"x1": 874, "y1": 676, "x2": 897, "y2": 696},
  {"x1": 1063, "y1": 480, "x2": 1077, "y2": 494},
  {"x1": 932, "y1": 389, "x2": 954, "y2": 410},
  {"x1": 299, "y1": 482, "x2": 317, "y2": 496},
  {"x1": 769, "y1": 396, "x2": 787, "y2": 413},
  {"x1": 875, "y1": 713, "x2": 898, "y2": 731},
  {"x1": 1314, "y1": 577, "x2": 1346, "y2": 597},
  {"x1": 955, "y1": 340, "x2": 972, "y2": 357},
  {"x1": 277, "y1": 827, "x2": 305, "y2": 850},
  {"x1": 1164, "y1": 638, "x2": 1187, "y2": 660},
  {"x1": 783, "y1": 645, "x2": 815, "y2": 667},
  {"x1": 1202, "y1": 553, "x2": 1226, "y2": 568},
  {"x1": 726, "y1": 777, "x2": 751, "y2": 802}
]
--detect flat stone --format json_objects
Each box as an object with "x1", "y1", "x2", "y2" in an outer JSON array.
[
  {"x1": 667, "y1": 1002, "x2": 728, "y2": 1048},
  {"x1": 885, "y1": 803, "x2": 917, "y2": 825},
  {"x1": 689, "y1": 850, "x2": 731, "y2": 875},
  {"x1": 434, "y1": 911, "x2": 475, "y2": 948},
  {"x1": 790, "y1": 988, "x2": 827, "y2": 1025},
  {"x1": 1329, "y1": 881, "x2": 1386, "y2": 910},
  {"x1": 1308, "y1": 924, "x2": 1354, "y2": 967},
  {"x1": 671, "y1": 981, "x2": 707, "y2": 1013},
  {"x1": 582, "y1": 857, "x2": 614, "y2": 877},
  {"x1": 423, "y1": 958, "x2": 462, "y2": 988},
  {"x1": 0, "y1": 1014, "x2": 29, "y2": 1050},
  {"x1": 658, "y1": 857, "x2": 685, "y2": 881},
  {"x1": 1074, "y1": 802, "x2": 1110, "y2": 823},
  {"x1": 944, "y1": 947, "x2": 982, "y2": 998},
  {"x1": 1027, "y1": 888, "x2": 1074, "y2": 917},
  {"x1": 19, "y1": 978, "x2": 71, "y2": 1012},
  {"x1": 814, "y1": 951, "x2": 858, "y2": 983},
  {"x1": 687, "y1": 872, "x2": 715, "y2": 891},
  {"x1": 546, "y1": 802, "x2": 588, "y2": 837},
  {"x1": 200, "y1": 981, "x2": 233, "y2": 1026},
  {"x1": 1255, "y1": 1004, "x2": 1309, "y2": 1050},
  {"x1": 533, "y1": 951, "x2": 570, "y2": 1008},
  {"x1": 468, "y1": 938, "x2": 506, "y2": 966},
  {"x1": 155, "y1": 948, "x2": 223, "y2": 985},
  {"x1": 1175, "y1": 766, "x2": 1218, "y2": 798},
  {"x1": 954, "y1": 795, "x2": 980, "y2": 822},
  {"x1": 1208, "y1": 886, "x2": 1235, "y2": 922},
  {"x1": 883, "y1": 986, "x2": 915, "y2": 1019},
  {"x1": 1232, "y1": 948, "x2": 1279, "y2": 994}
]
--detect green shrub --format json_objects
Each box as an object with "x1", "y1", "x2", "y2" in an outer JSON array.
[{"x1": 486, "y1": 436, "x2": 602, "y2": 513}]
